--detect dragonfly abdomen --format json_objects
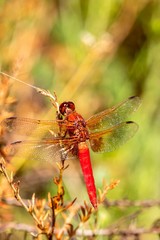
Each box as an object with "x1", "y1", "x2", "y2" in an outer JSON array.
[{"x1": 78, "y1": 142, "x2": 97, "y2": 209}]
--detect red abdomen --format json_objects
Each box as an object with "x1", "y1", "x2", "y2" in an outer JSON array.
[{"x1": 78, "y1": 142, "x2": 97, "y2": 209}]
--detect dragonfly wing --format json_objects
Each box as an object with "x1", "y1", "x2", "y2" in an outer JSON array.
[
  {"x1": 89, "y1": 121, "x2": 138, "y2": 153},
  {"x1": 1, "y1": 117, "x2": 67, "y2": 139},
  {"x1": 86, "y1": 96, "x2": 141, "y2": 132},
  {"x1": 5, "y1": 138, "x2": 78, "y2": 164}
]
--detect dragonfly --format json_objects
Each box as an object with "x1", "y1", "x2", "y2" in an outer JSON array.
[{"x1": 2, "y1": 96, "x2": 141, "y2": 208}]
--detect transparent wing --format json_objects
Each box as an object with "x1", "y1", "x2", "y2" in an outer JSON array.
[
  {"x1": 86, "y1": 96, "x2": 141, "y2": 133},
  {"x1": 5, "y1": 137, "x2": 78, "y2": 164},
  {"x1": 1, "y1": 117, "x2": 74, "y2": 139},
  {"x1": 89, "y1": 121, "x2": 138, "y2": 153}
]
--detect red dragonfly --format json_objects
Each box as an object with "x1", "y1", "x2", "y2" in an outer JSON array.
[{"x1": 2, "y1": 96, "x2": 141, "y2": 208}]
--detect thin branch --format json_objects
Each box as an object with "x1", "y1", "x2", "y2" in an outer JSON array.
[
  {"x1": 0, "y1": 223, "x2": 37, "y2": 235},
  {"x1": 75, "y1": 227, "x2": 160, "y2": 237},
  {"x1": 76, "y1": 228, "x2": 160, "y2": 237},
  {"x1": 0, "y1": 71, "x2": 60, "y2": 113},
  {"x1": 104, "y1": 199, "x2": 160, "y2": 208},
  {"x1": 1, "y1": 197, "x2": 160, "y2": 209},
  {"x1": 0, "y1": 161, "x2": 28, "y2": 212},
  {"x1": 0, "y1": 71, "x2": 43, "y2": 92},
  {"x1": 0, "y1": 159, "x2": 43, "y2": 226},
  {"x1": 0, "y1": 197, "x2": 31, "y2": 208},
  {"x1": 1, "y1": 222, "x2": 160, "y2": 237}
]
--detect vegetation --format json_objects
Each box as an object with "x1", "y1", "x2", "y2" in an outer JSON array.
[{"x1": 0, "y1": 0, "x2": 160, "y2": 239}]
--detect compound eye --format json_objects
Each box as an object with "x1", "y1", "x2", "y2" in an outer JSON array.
[
  {"x1": 59, "y1": 102, "x2": 67, "y2": 115},
  {"x1": 67, "y1": 101, "x2": 75, "y2": 111},
  {"x1": 59, "y1": 101, "x2": 75, "y2": 115}
]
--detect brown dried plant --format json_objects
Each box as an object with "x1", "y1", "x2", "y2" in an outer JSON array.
[{"x1": 0, "y1": 155, "x2": 119, "y2": 239}]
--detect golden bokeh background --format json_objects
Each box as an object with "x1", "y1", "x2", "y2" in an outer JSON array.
[{"x1": 0, "y1": 1, "x2": 160, "y2": 239}]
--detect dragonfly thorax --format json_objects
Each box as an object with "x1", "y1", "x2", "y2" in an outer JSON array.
[
  {"x1": 65, "y1": 111, "x2": 89, "y2": 142},
  {"x1": 73, "y1": 124, "x2": 89, "y2": 142}
]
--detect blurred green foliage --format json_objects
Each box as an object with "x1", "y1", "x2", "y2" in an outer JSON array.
[{"x1": 0, "y1": 0, "x2": 160, "y2": 239}]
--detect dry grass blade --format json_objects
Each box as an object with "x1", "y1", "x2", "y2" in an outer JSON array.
[{"x1": 98, "y1": 179, "x2": 120, "y2": 205}]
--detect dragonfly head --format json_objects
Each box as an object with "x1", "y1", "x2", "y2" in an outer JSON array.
[{"x1": 59, "y1": 101, "x2": 75, "y2": 116}]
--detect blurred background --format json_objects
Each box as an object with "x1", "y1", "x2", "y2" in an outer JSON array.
[{"x1": 0, "y1": 0, "x2": 160, "y2": 239}]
